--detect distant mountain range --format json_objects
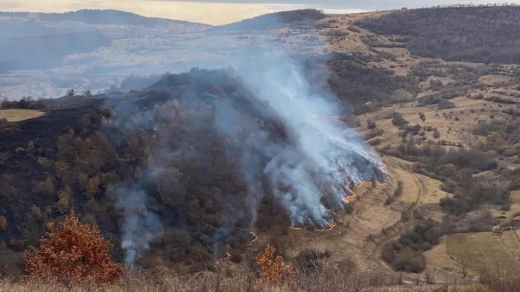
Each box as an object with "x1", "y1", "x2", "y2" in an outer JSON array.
[
  {"x1": 0, "y1": 9, "x2": 212, "y2": 71},
  {"x1": 210, "y1": 9, "x2": 325, "y2": 32},
  {"x1": 0, "y1": 9, "x2": 211, "y2": 28}
]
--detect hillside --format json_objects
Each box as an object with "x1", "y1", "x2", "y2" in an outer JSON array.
[
  {"x1": 1, "y1": 5, "x2": 520, "y2": 291},
  {"x1": 210, "y1": 9, "x2": 325, "y2": 32},
  {"x1": 0, "y1": 62, "x2": 387, "y2": 276},
  {"x1": 0, "y1": 9, "x2": 209, "y2": 28},
  {"x1": 0, "y1": 31, "x2": 110, "y2": 70},
  {"x1": 355, "y1": 5, "x2": 520, "y2": 63},
  {"x1": 0, "y1": 9, "x2": 208, "y2": 71}
]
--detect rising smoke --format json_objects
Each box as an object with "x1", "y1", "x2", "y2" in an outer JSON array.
[
  {"x1": 109, "y1": 10, "x2": 387, "y2": 264},
  {"x1": 212, "y1": 52, "x2": 387, "y2": 230},
  {"x1": 115, "y1": 185, "x2": 163, "y2": 267}
]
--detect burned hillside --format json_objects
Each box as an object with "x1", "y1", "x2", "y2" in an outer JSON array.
[{"x1": 0, "y1": 65, "x2": 386, "y2": 274}]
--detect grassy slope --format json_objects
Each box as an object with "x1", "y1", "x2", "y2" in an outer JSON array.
[{"x1": 0, "y1": 109, "x2": 44, "y2": 122}]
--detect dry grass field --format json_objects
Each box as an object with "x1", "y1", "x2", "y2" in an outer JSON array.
[
  {"x1": 447, "y1": 233, "x2": 520, "y2": 279},
  {"x1": 0, "y1": 272, "x2": 503, "y2": 292},
  {"x1": 0, "y1": 109, "x2": 44, "y2": 122}
]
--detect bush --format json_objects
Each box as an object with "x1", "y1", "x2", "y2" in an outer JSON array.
[
  {"x1": 294, "y1": 249, "x2": 331, "y2": 273},
  {"x1": 438, "y1": 99, "x2": 455, "y2": 110},
  {"x1": 367, "y1": 119, "x2": 377, "y2": 129},
  {"x1": 391, "y1": 112, "x2": 408, "y2": 127},
  {"x1": 394, "y1": 181, "x2": 404, "y2": 197},
  {"x1": 256, "y1": 244, "x2": 294, "y2": 284},
  {"x1": 381, "y1": 220, "x2": 441, "y2": 273},
  {"x1": 229, "y1": 250, "x2": 243, "y2": 264},
  {"x1": 24, "y1": 212, "x2": 122, "y2": 285},
  {"x1": 419, "y1": 112, "x2": 426, "y2": 122}
]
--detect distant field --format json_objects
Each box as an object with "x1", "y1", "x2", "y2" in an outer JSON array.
[
  {"x1": 447, "y1": 233, "x2": 520, "y2": 279},
  {"x1": 0, "y1": 109, "x2": 44, "y2": 122}
]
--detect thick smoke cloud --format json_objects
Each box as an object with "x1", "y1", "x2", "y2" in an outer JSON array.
[
  {"x1": 107, "y1": 9, "x2": 387, "y2": 263},
  {"x1": 212, "y1": 51, "x2": 386, "y2": 229}
]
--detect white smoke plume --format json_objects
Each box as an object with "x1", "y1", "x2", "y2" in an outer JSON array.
[
  {"x1": 214, "y1": 51, "x2": 387, "y2": 229},
  {"x1": 115, "y1": 186, "x2": 163, "y2": 267}
]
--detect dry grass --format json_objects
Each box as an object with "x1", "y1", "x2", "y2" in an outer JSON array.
[
  {"x1": 0, "y1": 109, "x2": 44, "y2": 122},
  {"x1": 0, "y1": 267, "x2": 393, "y2": 292},
  {"x1": 0, "y1": 269, "x2": 516, "y2": 292},
  {"x1": 424, "y1": 236, "x2": 479, "y2": 282},
  {"x1": 500, "y1": 231, "x2": 520, "y2": 260},
  {"x1": 447, "y1": 233, "x2": 520, "y2": 279}
]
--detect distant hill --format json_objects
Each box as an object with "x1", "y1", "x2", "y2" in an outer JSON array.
[
  {"x1": 356, "y1": 5, "x2": 520, "y2": 64},
  {"x1": 0, "y1": 31, "x2": 109, "y2": 70},
  {"x1": 210, "y1": 9, "x2": 325, "y2": 32},
  {"x1": 0, "y1": 9, "x2": 210, "y2": 28},
  {"x1": 0, "y1": 9, "x2": 210, "y2": 71}
]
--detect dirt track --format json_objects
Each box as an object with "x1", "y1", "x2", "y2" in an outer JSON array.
[{"x1": 369, "y1": 158, "x2": 425, "y2": 275}]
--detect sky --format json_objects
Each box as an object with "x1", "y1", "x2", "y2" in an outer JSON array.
[{"x1": 0, "y1": 0, "x2": 519, "y2": 24}]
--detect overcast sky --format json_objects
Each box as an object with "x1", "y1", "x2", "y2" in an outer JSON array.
[{"x1": 1, "y1": 0, "x2": 519, "y2": 24}]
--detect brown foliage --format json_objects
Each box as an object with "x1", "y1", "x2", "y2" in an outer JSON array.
[
  {"x1": 256, "y1": 244, "x2": 294, "y2": 285},
  {"x1": 24, "y1": 212, "x2": 122, "y2": 285},
  {"x1": 56, "y1": 188, "x2": 71, "y2": 214},
  {"x1": 0, "y1": 215, "x2": 7, "y2": 231}
]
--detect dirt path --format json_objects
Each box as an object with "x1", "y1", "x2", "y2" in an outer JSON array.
[{"x1": 368, "y1": 160, "x2": 425, "y2": 272}]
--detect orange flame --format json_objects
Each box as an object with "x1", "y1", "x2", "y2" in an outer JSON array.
[{"x1": 248, "y1": 231, "x2": 258, "y2": 246}]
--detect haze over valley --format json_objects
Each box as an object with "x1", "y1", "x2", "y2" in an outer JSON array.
[{"x1": 1, "y1": 3, "x2": 520, "y2": 291}]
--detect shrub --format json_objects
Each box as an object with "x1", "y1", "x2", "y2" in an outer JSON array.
[
  {"x1": 294, "y1": 249, "x2": 331, "y2": 273},
  {"x1": 367, "y1": 119, "x2": 377, "y2": 129},
  {"x1": 394, "y1": 181, "x2": 404, "y2": 197},
  {"x1": 24, "y1": 212, "x2": 122, "y2": 285},
  {"x1": 256, "y1": 244, "x2": 294, "y2": 284},
  {"x1": 438, "y1": 99, "x2": 455, "y2": 110},
  {"x1": 229, "y1": 250, "x2": 243, "y2": 264},
  {"x1": 391, "y1": 112, "x2": 408, "y2": 127},
  {"x1": 381, "y1": 220, "x2": 441, "y2": 273}
]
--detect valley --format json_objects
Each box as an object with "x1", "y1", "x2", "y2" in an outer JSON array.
[{"x1": 1, "y1": 5, "x2": 520, "y2": 291}]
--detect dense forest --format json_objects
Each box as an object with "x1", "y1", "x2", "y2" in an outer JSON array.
[{"x1": 355, "y1": 5, "x2": 520, "y2": 64}]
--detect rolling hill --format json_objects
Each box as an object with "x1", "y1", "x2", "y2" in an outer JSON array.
[{"x1": 1, "y1": 5, "x2": 520, "y2": 291}]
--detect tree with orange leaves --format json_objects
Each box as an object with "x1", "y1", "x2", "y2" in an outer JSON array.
[
  {"x1": 256, "y1": 244, "x2": 295, "y2": 285},
  {"x1": 24, "y1": 212, "x2": 122, "y2": 285}
]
